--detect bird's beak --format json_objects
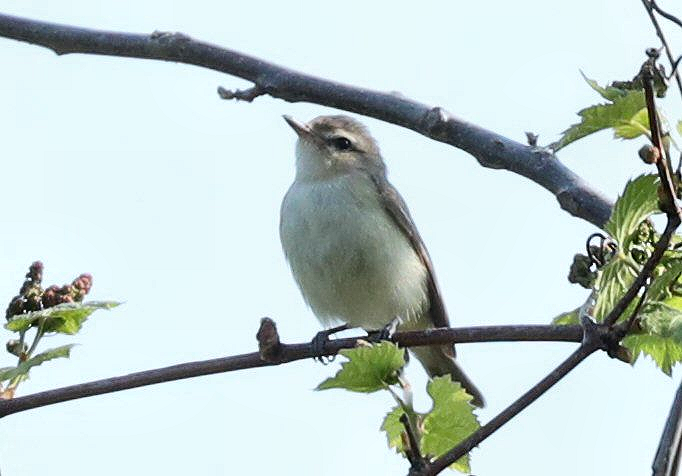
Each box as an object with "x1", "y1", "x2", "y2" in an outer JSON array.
[{"x1": 283, "y1": 115, "x2": 313, "y2": 138}]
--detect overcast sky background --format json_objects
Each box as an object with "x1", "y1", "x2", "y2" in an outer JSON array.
[{"x1": 0, "y1": 1, "x2": 681, "y2": 475}]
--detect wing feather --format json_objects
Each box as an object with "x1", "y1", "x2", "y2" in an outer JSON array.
[{"x1": 368, "y1": 174, "x2": 451, "y2": 331}]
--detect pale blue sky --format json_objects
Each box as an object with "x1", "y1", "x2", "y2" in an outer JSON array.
[{"x1": 0, "y1": 1, "x2": 680, "y2": 475}]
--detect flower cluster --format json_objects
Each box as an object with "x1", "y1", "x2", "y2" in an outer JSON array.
[{"x1": 5, "y1": 261, "x2": 93, "y2": 320}]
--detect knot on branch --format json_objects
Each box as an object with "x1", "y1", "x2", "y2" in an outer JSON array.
[
  {"x1": 149, "y1": 31, "x2": 191, "y2": 44},
  {"x1": 256, "y1": 317, "x2": 284, "y2": 362},
  {"x1": 580, "y1": 316, "x2": 631, "y2": 363},
  {"x1": 421, "y1": 107, "x2": 450, "y2": 140}
]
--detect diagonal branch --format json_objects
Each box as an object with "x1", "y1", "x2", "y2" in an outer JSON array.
[
  {"x1": 0, "y1": 13, "x2": 612, "y2": 227},
  {"x1": 419, "y1": 316, "x2": 609, "y2": 475},
  {"x1": 0, "y1": 323, "x2": 582, "y2": 419},
  {"x1": 603, "y1": 52, "x2": 682, "y2": 329},
  {"x1": 424, "y1": 342, "x2": 598, "y2": 475}
]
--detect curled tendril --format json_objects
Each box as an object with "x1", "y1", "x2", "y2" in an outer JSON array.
[{"x1": 586, "y1": 233, "x2": 617, "y2": 268}]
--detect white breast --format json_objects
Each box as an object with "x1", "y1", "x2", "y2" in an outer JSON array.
[{"x1": 280, "y1": 173, "x2": 428, "y2": 330}]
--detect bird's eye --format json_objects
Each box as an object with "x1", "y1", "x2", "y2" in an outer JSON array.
[{"x1": 331, "y1": 136, "x2": 352, "y2": 151}]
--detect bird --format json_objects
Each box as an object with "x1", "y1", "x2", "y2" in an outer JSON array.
[{"x1": 279, "y1": 114, "x2": 484, "y2": 407}]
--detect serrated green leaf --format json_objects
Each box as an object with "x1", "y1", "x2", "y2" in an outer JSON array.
[
  {"x1": 666, "y1": 295, "x2": 682, "y2": 311},
  {"x1": 0, "y1": 344, "x2": 75, "y2": 382},
  {"x1": 605, "y1": 174, "x2": 660, "y2": 248},
  {"x1": 624, "y1": 301, "x2": 682, "y2": 375},
  {"x1": 552, "y1": 88, "x2": 646, "y2": 151},
  {"x1": 5, "y1": 301, "x2": 120, "y2": 334},
  {"x1": 421, "y1": 376, "x2": 480, "y2": 473},
  {"x1": 614, "y1": 108, "x2": 650, "y2": 139},
  {"x1": 552, "y1": 308, "x2": 579, "y2": 325},
  {"x1": 581, "y1": 72, "x2": 629, "y2": 101},
  {"x1": 648, "y1": 259, "x2": 682, "y2": 302},
  {"x1": 592, "y1": 176, "x2": 663, "y2": 323},
  {"x1": 624, "y1": 333, "x2": 682, "y2": 375},
  {"x1": 316, "y1": 342, "x2": 405, "y2": 393},
  {"x1": 593, "y1": 258, "x2": 636, "y2": 322},
  {"x1": 381, "y1": 406, "x2": 407, "y2": 453},
  {"x1": 640, "y1": 302, "x2": 682, "y2": 339}
]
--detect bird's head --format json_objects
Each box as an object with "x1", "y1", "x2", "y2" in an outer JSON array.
[{"x1": 283, "y1": 114, "x2": 385, "y2": 181}]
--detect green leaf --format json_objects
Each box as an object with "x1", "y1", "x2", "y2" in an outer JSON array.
[
  {"x1": 665, "y1": 295, "x2": 682, "y2": 312},
  {"x1": 582, "y1": 71, "x2": 629, "y2": 101},
  {"x1": 552, "y1": 308, "x2": 579, "y2": 325},
  {"x1": 614, "y1": 108, "x2": 650, "y2": 139},
  {"x1": 593, "y1": 259, "x2": 636, "y2": 322},
  {"x1": 624, "y1": 333, "x2": 682, "y2": 376},
  {"x1": 624, "y1": 301, "x2": 682, "y2": 375},
  {"x1": 551, "y1": 88, "x2": 646, "y2": 151},
  {"x1": 0, "y1": 344, "x2": 75, "y2": 382},
  {"x1": 381, "y1": 406, "x2": 407, "y2": 453},
  {"x1": 5, "y1": 301, "x2": 120, "y2": 334},
  {"x1": 316, "y1": 342, "x2": 405, "y2": 393},
  {"x1": 605, "y1": 174, "x2": 660, "y2": 248},
  {"x1": 421, "y1": 376, "x2": 480, "y2": 473},
  {"x1": 648, "y1": 259, "x2": 682, "y2": 302},
  {"x1": 640, "y1": 302, "x2": 682, "y2": 339}
]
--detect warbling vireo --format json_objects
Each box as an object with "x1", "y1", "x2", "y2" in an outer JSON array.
[{"x1": 279, "y1": 114, "x2": 484, "y2": 407}]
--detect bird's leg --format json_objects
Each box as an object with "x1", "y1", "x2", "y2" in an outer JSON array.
[
  {"x1": 311, "y1": 324, "x2": 350, "y2": 364},
  {"x1": 367, "y1": 317, "x2": 400, "y2": 343}
]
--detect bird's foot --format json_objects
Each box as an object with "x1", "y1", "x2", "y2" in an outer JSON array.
[
  {"x1": 367, "y1": 317, "x2": 400, "y2": 343},
  {"x1": 311, "y1": 324, "x2": 349, "y2": 364}
]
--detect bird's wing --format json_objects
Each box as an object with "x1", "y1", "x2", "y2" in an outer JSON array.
[{"x1": 369, "y1": 174, "x2": 451, "y2": 330}]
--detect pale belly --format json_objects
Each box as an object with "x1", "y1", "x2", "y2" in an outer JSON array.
[{"x1": 280, "y1": 175, "x2": 429, "y2": 330}]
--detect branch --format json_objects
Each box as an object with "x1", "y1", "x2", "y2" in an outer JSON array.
[
  {"x1": 420, "y1": 316, "x2": 612, "y2": 475},
  {"x1": 642, "y1": 0, "x2": 682, "y2": 98},
  {"x1": 604, "y1": 52, "x2": 682, "y2": 329},
  {"x1": 653, "y1": 380, "x2": 682, "y2": 476},
  {"x1": 0, "y1": 323, "x2": 581, "y2": 418},
  {"x1": 424, "y1": 343, "x2": 598, "y2": 475},
  {"x1": 0, "y1": 13, "x2": 612, "y2": 228}
]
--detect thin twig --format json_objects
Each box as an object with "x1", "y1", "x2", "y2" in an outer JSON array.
[
  {"x1": 0, "y1": 324, "x2": 582, "y2": 418},
  {"x1": 0, "y1": 13, "x2": 613, "y2": 227},
  {"x1": 400, "y1": 413, "x2": 427, "y2": 470},
  {"x1": 651, "y1": 0, "x2": 682, "y2": 29},
  {"x1": 603, "y1": 54, "x2": 682, "y2": 327},
  {"x1": 421, "y1": 325, "x2": 602, "y2": 476},
  {"x1": 653, "y1": 380, "x2": 682, "y2": 476},
  {"x1": 622, "y1": 280, "x2": 650, "y2": 335},
  {"x1": 642, "y1": 0, "x2": 682, "y2": 98}
]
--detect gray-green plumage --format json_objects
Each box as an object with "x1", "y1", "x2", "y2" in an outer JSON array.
[{"x1": 279, "y1": 114, "x2": 484, "y2": 407}]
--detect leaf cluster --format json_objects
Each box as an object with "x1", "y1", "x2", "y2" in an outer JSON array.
[
  {"x1": 317, "y1": 342, "x2": 480, "y2": 473},
  {"x1": 0, "y1": 300, "x2": 119, "y2": 397},
  {"x1": 556, "y1": 175, "x2": 682, "y2": 375},
  {"x1": 551, "y1": 74, "x2": 649, "y2": 151}
]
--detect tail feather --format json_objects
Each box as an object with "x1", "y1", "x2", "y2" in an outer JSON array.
[{"x1": 411, "y1": 345, "x2": 485, "y2": 407}]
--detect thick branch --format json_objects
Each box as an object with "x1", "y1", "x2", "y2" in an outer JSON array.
[
  {"x1": 653, "y1": 380, "x2": 682, "y2": 476},
  {"x1": 0, "y1": 13, "x2": 612, "y2": 227},
  {"x1": 0, "y1": 324, "x2": 580, "y2": 418}
]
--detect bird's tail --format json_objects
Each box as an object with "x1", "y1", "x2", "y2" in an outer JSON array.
[{"x1": 410, "y1": 345, "x2": 485, "y2": 407}]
